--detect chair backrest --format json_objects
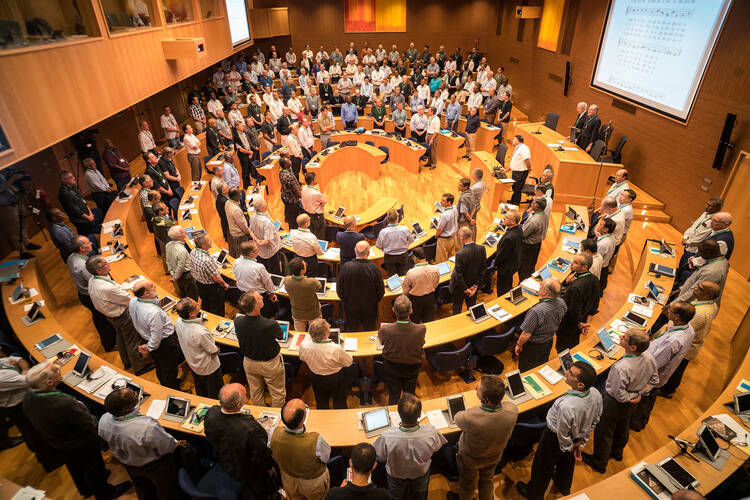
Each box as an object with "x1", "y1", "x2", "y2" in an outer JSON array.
[
  {"x1": 371, "y1": 218, "x2": 388, "y2": 239},
  {"x1": 423, "y1": 241, "x2": 437, "y2": 262},
  {"x1": 378, "y1": 145, "x2": 390, "y2": 163},
  {"x1": 612, "y1": 136, "x2": 628, "y2": 163},
  {"x1": 476, "y1": 327, "x2": 515, "y2": 357},
  {"x1": 105, "y1": 13, "x2": 121, "y2": 28},
  {"x1": 261, "y1": 150, "x2": 271, "y2": 160},
  {"x1": 178, "y1": 468, "x2": 215, "y2": 498},
  {"x1": 365, "y1": 140, "x2": 375, "y2": 146},
  {"x1": 597, "y1": 123, "x2": 613, "y2": 144},
  {"x1": 324, "y1": 224, "x2": 340, "y2": 242},
  {"x1": 218, "y1": 352, "x2": 243, "y2": 374},
  {"x1": 432, "y1": 342, "x2": 473, "y2": 372},
  {"x1": 168, "y1": 197, "x2": 179, "y2": 213},
  {"x1": 589, "y1": 140, "x2": 606, "y2": 161},
  {"x1": 496, "y1": 143, "x2": 509, "y2": 166},
  {"x1": 396, "y1": 204, "x2": 404, "y2": 222},
  {"x1": 544, "y1": 112, "x2": 560, "y2": 131},
  {"x1": 272, "y1": 144, "x2": 282, "y2": 151}
]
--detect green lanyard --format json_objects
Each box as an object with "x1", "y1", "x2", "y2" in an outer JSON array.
[
  {"x1": 33, "y1": 390, "x2": 69, "y2": 398},
  {"x1": 480, "y1": 405, "x2": 501, "y2": 412},
  {"x1": 624, "y1": 353, "x2": 640, "y2": 359},
  {"x1": 565, "y1": 390, "x2": 589, "y2": 398},
  {"x1": 399, "y1": 425, "x2": 420, "y2": 432},
  {"x1": 114, "y1": 413, "x2": 142, "y2": 422},
  {"x1": 576, "y1": 272, "x2": 592, "y2": 278}
]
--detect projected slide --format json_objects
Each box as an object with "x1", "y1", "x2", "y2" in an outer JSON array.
[
  {"x1": 591, "y1": 0, "x2": 732, "y2": 122},
  {"x1": 225, "y1": 0, "x2": 251, "y2": 46}
]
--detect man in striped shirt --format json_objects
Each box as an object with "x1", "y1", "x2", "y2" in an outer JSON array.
[
  {"x1": 189, "y1": 234, "x2": 229, "y2": 316},
  {"x1": 514, "y1": 279, "x2": 567, "y2": 372}
]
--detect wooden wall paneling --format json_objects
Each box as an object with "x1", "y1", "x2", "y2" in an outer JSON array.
[{"x1": 719, "y1": 151, "x2": 750, "y2": 280}]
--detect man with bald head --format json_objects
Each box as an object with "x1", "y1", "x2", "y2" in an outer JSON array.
[
  {"x1": 514, "y1": 278, "x2": 567, "y2": 372},
  {"x1": 557, "y1": 253, "x2": 601, "y2": 352},
  {"x1": 577, "y1": 104, "x2": 600, "y2": 153},
  {"x1": 129, "y1": 280, "x2": 181, "y2": 389},
  {"x1": 338, "y1": 241, "x2": 385, "y2": 331},
  {"x1": 450, "y1": 227, "x2": 487, "y2": 314},
  {"x1": 249, "y1": 197, "x2": 284, "y2": 275},
  {"x1": 606, "y1": 169, "x2": 629, "y2": 199},
  {"x1": 336, "y1": 215, "x2": 365, "y2": 266},
  {"x1": 204, "y1": 384, "x2": 277, "y2": 499},
  {"x1": 269, "y1": 398, "x2": 332, "y2": 498},
  {"x1": 571, "y1": 102, "x2": 587, "y2": 140}
]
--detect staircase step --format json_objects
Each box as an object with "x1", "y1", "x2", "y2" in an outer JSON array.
[{"x1": 633, "y1": 208, "x2": 672, "y2": 223}]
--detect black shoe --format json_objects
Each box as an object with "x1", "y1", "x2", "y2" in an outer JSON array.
[
  {"x1": 581, "y1": 452, "x2": 606, "y2": 474},
  {"x1": 657, "y1": 390, "x2": 673, "y2": 399},
  {"x1": 134, "y1": 363, "x2": 155, "y2": 376},
  {"x1": 610, "y1": 453, "x2": 623, "y2": 462},
  {"x1": 25, "y1": 243, "x2": 42, "y2": 250},
  {"x1": 110, "y1": 481, "x2": 133, "y2": 498},
  {"x1": 19, "y1": 252, "x2": 34, "y2": 259},
  {"x1": 516, "y1": 481, "x2": 530, "y2": 499},
  {"x1": 0, "y1": 436, "x2": 24, "y2": 450}
]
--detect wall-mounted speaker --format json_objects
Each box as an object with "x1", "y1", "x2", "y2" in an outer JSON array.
[
  {"x1": 712, "y1": 113, "x2": 736, "y2": 170},
  {"x1": 564, "y1": 61, "x2": 571, "y2": 96}
]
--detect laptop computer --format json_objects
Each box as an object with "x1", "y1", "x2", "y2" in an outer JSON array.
[
  {"x1": 411, "y1": 221, "x2": 426, "y2": 238},
  {"x1": 162, "y1": 395, "x2": 194, "y2": 423},
  {"x1": 386, "y1": 275, "x2": 402, "y2": 292},
  {"x1": 276, "y1": 321, "x2": 292, "y2": 348},
  {"x1": 505, "y1": 286, "x2": 527, "y2": 305},
  {"x1": 315, "y1": 277, "x2": 328, "y2": 296},
  {"x1": 361, "y1": 408, "x2": 392, "y2": 438},
  {"x1": 468, "y1": 302, "x2": 490, "y2": 323}
]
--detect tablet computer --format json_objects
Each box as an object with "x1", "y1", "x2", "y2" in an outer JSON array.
[
  {"x1": 215, "y1": 249, "x2": 228, "y2": 265},
  {"x1": 656, "y1": 457, "x2": 699, "y2": 490},
  {"x1": 446, "y1": 394, "x2": 466, "y2": 424},
  {"x1": 315, "y1": 278, "x2": 328, "y2": 296},
  {"x1": 318, "y1": 240, "x2": 329, "y2": 252},
  {"x1": 622, "y1": 310, "x2": 648, "y2": 328},
  {"x1": 25, "y1": 302, "x2": 44, "y2": 323},
  {"x1": 565, "y1": 208, "x2": 579, "y2": 221},
  {"x1": 158, "y1": 297, "x2": 176, "y2": 311},
  {"x1": 660, "y1": 238, "x2": 675, "y2": 256},
  {"x1": 164, "y1": 396, "x2": 191, "y2": 422},
  {"x1": 329, "y1": 328, "x2": 342, "y2": 345},
  {"x1": 430, "y1": 217, "x2": 439, "y2": 229},
  {"x1": 333, "y1": 206, "x2": 346, "y2": 218},
  {"x1": 506, "y1": 285, "x2": 526, "y2": 305},
  {"x1": 362, "y1": 408, "x2": 391, "y2": 438},
  {"x1": 437, "y1": 262, "x2": 451, "y2": 275},
  {"x1": 469, "y1": 302, "x2": 489, "y2": 323},
  {"x1": 505, "y1": 369, "x2": 526, "y2": 399},
  {"x1": 696, "y1": 423, "x2": 722, "y2": 462},
  {"x1": 411, "y1": 222, "x2": 425, "y2": 237},
  {"x1": 558, "y1": 349, "x2": 574, "y2": 372},
  {"x1": 125, "y1": 380, "x2": 148, "y2": 402},
  {"x1": 386, "y1": 274, "x2": 402, "y2": 292},
  {"x1": 10, "y1": 282, "x2": 26, "y2": 302},
  {"x1": 596, "y1": 328, "x2": 617, "y2": 353},
  {"x1": 72, "y1": 350, "x2": 91, "y2": 377},
  {"x1": 270, "y1": 274, "x2": 284, "y2": 290},
  {"x1": 734, "y1": 392, "x2": 750, "y2": 415},
  {"x1": 35, "y1": 333, "x2": 62, "y2": 350},
  {"x1": 484, "y1": 233, "x2": 498, "y2": 247},
  {"x1": 649, "y1": 263, "x2": 676, "y2": 278}
]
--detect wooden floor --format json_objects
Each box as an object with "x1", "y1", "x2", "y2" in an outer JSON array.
[{"x1": 2, "y1": 155, "x2": 749, "y2": 499}]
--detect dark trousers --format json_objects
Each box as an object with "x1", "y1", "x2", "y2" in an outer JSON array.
[
  {"x1": 660, "y1": 358, "x2": 689, "y2": 396},
  {"x1": 591, "y1": 393, "x2": 636, "y2": 469},
  {"x1": 291, "y1": 156, "x2": 302, "y2": 179},
  {"x1": 114, "y1": 176, "x2": 131, "y2": 192},
  {"x1": 630, "y1": 389, "x2": 658, "y2": 431},
  {"x1": 150, "y1": 334, "x2": 181, "y2": 390},
  {"x1": 395, "y1": 125, "x2": 406, "y2": 137},
  {"x1": 555, "y1": 322, "x2": 579, "y2": 353},
  {"x1": 91, "y1": 191, "x2": 115, "y2": 214},
  {"x1": 451, "y1": 288, "x2": 477, "y2": 315},
  {"x1": 384, "y1": 359, "x2": 421, "y2": 405},
  {"x1": 258, "y1": 252, "x2": 283, "y2": 275},
  {"x1": 344, "y1": 120, "x2": 357, "y2": 130},
  {"x1": 387, "y1": 471, "x2": 430, "y2": 500},
  {"x1": 496, "y1": 269, "x2": 515, "y2": 296},
  {"x1": 510, "y1": 170, "x2": 529, "y2": 205},
  {"x1": 519, "y1": 242, "x2": 541, "y2": 281},
  {"x1": 107, "y1": 309, "x2": 147, "y2": 372},
  {"x1": 193, "y1": 367, "x2": 224, "y2": 399},
  {"x1": 0, "y1": 403, "x2": 59, "y2": 471},
  {"x1": 238, "y1": 152, "x2": 253, "y2": 189},
  {"x1": 310, "y1": 369, "x2": 348, "y2": 409},
  {"x1": 308, "y1": 213, "x2": 325, "y2": 239},
  {"x1": 59, "y1": 440, "x2": 113, "y2": 499},
  {"x1": 599, "y1": 267, "x2": 610, "y2": 293},
  {"x1": 526, "y1": 428, "x2": 576, "y2": 499},
  {"x1": 176, "y1": 272, "x2": 199, "y2": 300},
  {"x1": 384, "y1": 252, "x2": 409, "y2": 277},
  {"x1": 283, "y1": 200, "x2": 301, "y2": 230},
  {"x1": 344, "y1": 306, "x2": 378, "y2": 332},
  {"x1": 125, "y1": 453, "x2": 181, "y2": 500},
  {"x1": 519, "y1": 339, "x2": 553, "y2": 373},
  {"x1": 78, "y1": 292, "x2": 116, "y2": 351},
  {"x1": 411, "y1": 131, "x2": 426, "y2": 143},
  {"x1": 408, "y1": 293, "x2": 435, "y2": 323},
  {"x1": 197, "y1": 281, "x2": 225, "y2": 316},
  {"x1": 301, "y1": 255, "x2": 319, "y2": 276}
]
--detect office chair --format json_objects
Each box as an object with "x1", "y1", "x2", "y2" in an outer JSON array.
[
  {"x1": 178, "y1": 464, "x2": 242, "y2": 500},
  {"x1": 603, "y1": 136, "x2": 628, "y2": 164},
  {"x1": 365, "y1": 140, "x2": 375, "y2": 146},
  {"x1": 427, "y1": 342, "x2": 477, "y2": 383},
  {"x1": 422, "y1": 239, "x2": 437, "y2": 262},
  {"x1": 105, "y1": 13, "x2": 122, "y2": 29},
  {"x1": 361, "y1": 217, "x2": 388, "y2": 240},
  {"x1": 544, "y1": 112, "x2": 560, "y2": 131},
  {"x1": 324, "y1": 224, "x2": 341, "y2": 242},
  {"x1": 589, "y1": 140, "x2": 607, "y2": 161},
  {"x1": 470, "y1": 326, "x2": 516, "y2": 374},
  {"x1": 496, "y1": 143, "x2": 509, "y2": 167},
  {"x1": 218, "y1": 352, "x2": 243, "y2": 376},
  {"x1": 378, "y1": 145, "x2": 390, "y2": 163},
  {"x1": 260, "y1": 150, "x2": 272, "y2": 160},
  {"x1": 272, "y1": 144, "x2": 282, "y2": 151},
  {"x1": 500, "y1": 416, "x2": 548, "y2": 462}
]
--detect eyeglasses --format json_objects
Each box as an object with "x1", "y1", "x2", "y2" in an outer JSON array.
[{"x1": 695, "y1": 284, "x2": 705, "y2": 292}]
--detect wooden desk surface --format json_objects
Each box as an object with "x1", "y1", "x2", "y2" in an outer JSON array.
[{"x1": 0, "y1": 476, "x2": 50, "y2": 500}]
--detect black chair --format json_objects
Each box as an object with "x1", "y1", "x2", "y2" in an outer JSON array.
[
  {"x1": 361, "y1": 217, "x2": 387, "y2": 240},
  {"x1": 427, "y1": 342, "x2": 476, "y2": 383},
  {"x1": 261, "y1": 151, "x2": 273, "y2": 160},
  {"x1": 327, "y1": 456, "x2": 347, "y2": 488},
  {"x1": 365, "y1": 140, "x2": 375, "y2": 146},
  {"x1": 327, "y1": 141, "x2": 340, "y2": 148},
  {"x1": 168, "y1": 198, "x2": 180, "y2": 218},
  {"x1": 378, "y1": 145, "x2": 390, "y2": 163},
  {"x1": 597, "y1": 123, "x2": 613, "y2": 147},
  {"x1": 178, "y1": 464, "x2": 242, "y2": 500},
  {"x1": 520, "y1": 164, "x2": 554, "y2": 205},
  {"x1": 495, "y1": 142, "x2": 509, "y2": 167},
  {"x1": 589, "y1": 139, "x2": 606, "y2": 162},
  {"x1": 435, "y1": 283, "x2": 452, "y2": 308},
  {"x1": 544, "y1": 112, "x2": 560, "y2": 131},
  {"x1": 203, "y1": 155, "x2": 214, "y2": 174},
  {"x1": 0, "y1": 19, "x2": 26, "y2": 48},
  {"x1": 324, "y1": 224, "x2": 341, "y2": 242},
  {"x1": 218, "y1": 352, "x2": 243, "y2": 376},
  {"x1": 603, "y1": 136, "x2": 628, "y2": 164},
  {"x1": 284, "y1": 360, "x2": 299, "y2": 383},
  {"x1": 272, "y1": 144, "x2": 282, "y2": 152},
  {"x1": 500, "y1": 415, "x2": 548, "y2": 462},
  {"x1": 396, "y1": 204, "x2": 404, "y2": 222},
  {"x1": 423, "y1": 239, "x2": 437, "y2": 262},
  {"x1": 471, "y1": 327, "x2": 516, "y2": 374}
]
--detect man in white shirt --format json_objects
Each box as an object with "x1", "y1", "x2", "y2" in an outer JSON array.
[
  {"x1": 425, "y1": 107, "x2": 441, "y2": 169},
  {"x1": 507, "y1": 134, "x2": 531, "y2": 205},
  {"x1": 299, "y1": 318, "x2": 353, "y2": 409},
  {"x1": 467, "y1": 87, "x2": 483, "y2": 111},
  {"x1": 227, "y1": 102, "x2": 244, "y2": 127},
  {"x1": 174, "y1": 298, "x2": 222, "y2": 398},
  {"x1": 301, "y1": 172, "x2": 328, "y2": 239},
  {"x1": 233, "y1": 241, "x2": 278, "y2": 317},
  {"x1": 138, "y1": 120, "x2": 156, "y2": 155},
  {"x1": 298, "y1": 118, "x2": 315, "y2": 157},
  {"x1": 410, "y1": 106, "x2": 428, "y2": 143},
  {"x1": 605, "y1": 169, "x2": 630, "y2": 200},
  {"x1": 160, "y1": 105, "x2": 182, "y2": 148},
  {"x1": 417, "y1": 78, "x2": 431, "y2": 102},
  {"x1": 290, "y1": 213, "x2": 324, "y2": 273},
  {"x1": 82, "y1": 157, "x2": 115, "y2": 212}
]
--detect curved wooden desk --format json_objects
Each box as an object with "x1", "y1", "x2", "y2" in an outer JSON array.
[{"x1": 306, "y1": 143, "x2": 385, "y2": 188}]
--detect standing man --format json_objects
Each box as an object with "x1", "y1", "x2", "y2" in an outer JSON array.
[
  {"x1": 189, "y1": 95, "x2": 206, "y2": 133},
  {"x1": 425, "y1": 107, "x2": 441, "y2": 169},
  {"x1": 249, "y1": 198, "x2": 284, "y2": 274},
  {"x1": 514, "y1": 279, "x2": 567, "y2": 372},
  {"x1": 453, "y1": 375, "x2": 518, "y2": 500},
  {"x1": 318, "y1": 105, "x2": 336, "y2": 150},
  {"x1": 174, "y1": 298, "x2": 223, "y2": 399},
  {"x1": 577, "y1": 104, "x2": 601, "y2": 153},
  {"x1": 449, "y1": 227, "x2": 486, "y2": 314},
  {"x1": 165, "y1": 226, "x2": 199, "y2": 300},
  {"x1": 129, "y1": 281, "x2": 182, "y2": 390},
  {"x1": 299, "y1": 319, "x2": 353, "y2": 409},
  {"x1": 493, "y1": 210, "x2": 523, "y2": 296},
  {"x1": 279, "y1": 157, "x2": 302, "y2": 230},
  {"x1": 87, "y1": 255, "x2": 150, "y2": 374},
  {"x1": 374, "y1": 394, "x2": 447, "y2": 500},
  {"x1": 203, "y1": 384, "x2": 277, "y2": 499},
  {"x1": 571, "y1": 102, "x2": 587, "y2": 140},
  {"x1": 58, "y1": 170, "x2": 102, "y2": 235},
  {"x1": 189, "y1": 234, "x2": 229, "y2": 316},
  {"x1": 284, "y1": 257, "x2": 322, "y2": 332},
  {"x1": 507, "y1": 135, "x2": 531, "y2": 205},
  {"x1": 336, "y1": 216, "x2": 365, "y2": 266},
  {"x1": 410, "y1": 105, "x2": 428, "y2": 143},
  {"x1": 517, "y1": 362, "x2": 603, "y2": 499},
  {"x1": 470, "y1": 169, "x2": 486, "y2": 218},
  {"x1": 456, "y1": 178, "x2": 477, "y2": 239},
  {"x1": 341, "y1": 96, "x2": 358, "y2": 129},
  {"x1": 595, "y1": 218, "x2": 617, "y2": 292},
  {"x1": 462, "y1": 108, "x2": 481, "y2": 159},
  {"x1": 376, "y1": 209, "x2": 414, "y2": 277},
  {"x1": 680, "y1": 197, "x2": 723, "y2": 265},
  {"x1": 83, "y1": 157, "x2": 116, "y2": 213},
  {"x1": 338, "y1": 241, "x2": 385, "y2": 331},
  {"x1": 301, "y1": 172, "x2": 328, "y2": 240},
  {"x1": 233, "y1": 122, "x2": 255, "y2": 189},
  {"x1": 606, "y1": 169, "x2": 630, "y2": 200},
  {"x1": 226, "y1": 188, "x2": 252, "y2": 258},
  {"x1": 401, "y1": 247, "x2": 440, "y2": 323},
  {"x1": 23, "y1": 363, "x2": 132, "y2": 499},
  {"x1": 233, "y1": 241, "x2": 279, "y2": 318},
  {"x1": 378, "y1": 296, "x2": 426, "y2": 404},
  {"x1": 518, "y1": 197, "x2": 547, "y2": 280},
  {"x1": 581, "y1": 329, "x2": 658, "y2": 474},
  {"x1": 325, "y1": 443, "x2": 390, "y2": 499},
  {"x1": 557, "y1": 254, "x2": 601, "y2": 352},
  {"x1": 269, "y1": 398, "x2": 333, "y2": 498},
  {"x1": 138, "y1": 120, "x2": 157, "y2": 156},
  {"x1": 290, "y1": 214, "x2": 324, "y2": 274},
  {"x1": 160, "y1": 105, "x2": 182, "y2": 148},
  {"x1": 235, "y1": 292, "x2": 286, "y2": 407}
]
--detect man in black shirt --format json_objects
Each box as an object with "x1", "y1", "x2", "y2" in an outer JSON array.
[
  {"x1": 145, "y1": 152, "x2": 173, "y2": 202},
  {"x1": 463, "y1": 108, "x2": 481, "y2": 159},
  {"x1": 58, "y1": 170, "x2": 103, "y2": 235},
  {"x1": 157, "y1": 147, "x2": 182, "y2": 194},
  {"x1": 338, "y1": 241, "x2": 385, "y2": 331},
  {"x1": 325, "y1": 442, "x2": 390, "y2": 500},
  {"x1": 206, "y1": 118, "x2": 223, "y2": 158},
  {"x1": 557, "y1": 254, "x2": 601, "y2": 352},
  {"x1": 204, "y1": 383, "x2": 278, "y2": 500},
  {"x1": 235, "y1": 291, "x2": 286, "y2": 407},
  {"x1": 319, "y1": 78, "x2": 334, "y2": 103},
  {"x1": 329, "y1": 89, "x2": 345, "y2": 116},
  {"x1": 450, "y1": 227, "x2": 487, "y2": 314},
  {"x1": 494, "y1": 210, "x2": 523, "y2": 296},
  {"x1": 23, "y1": 363, "x2": 131, "y2": 499},
  {"x1": 498, "y1": 91, "x2": 513, "y2": 131}
]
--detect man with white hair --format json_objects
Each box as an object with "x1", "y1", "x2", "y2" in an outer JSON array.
[
  {"x1": 338, "y1": 241, "x2": 386, "y2": 331},
  {"x1": 166, "y1": 225, "x2": 199, "y2": 300},
  {"x1": 577, "y1": 104, "x2": 601, "y2": 153},
  {"x1": 249, "y1": 197, "x2": 283, "y2": 275},
  {"x1": 23, "y1": 363, "x2": 132, "y2": 498},
  {"x1": 514, "y1": 278, "x2": 567, "y2": 372},
  {"x1": 572, "y1": 102, "x2": 588, "y2": 140},
  {"x1": 410, "y1": 105, "x2": 428, "y2": 143}
]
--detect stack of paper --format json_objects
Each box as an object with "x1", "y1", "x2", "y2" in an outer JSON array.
[
  {"x1": 425, "y1": 409, "x2": 449, "y2": 430},
  {"x1": 539, "y1": 365, "x2": 564, "y2": 385},
  {"x1": 343, "y1": 338, "x2": 358, "y2": 351},
  {"x1": 146, "y1": 399, "x2": 166, "y2": 419},
  {"x1": 9, "y1": 486, "x2": 46, "y2": 500},
  {"x1": 521, "y1": 278, "x2": 540, "y2": 295},
  {"x1": 487, "y1": 304, "x2": 511, "y2": 322},
  {"x1": 322, "y1": 247, "x2": 341, "y2": 260},
  {"x1": 523, "y1": 373, "x2": 552, "y2": 399}
]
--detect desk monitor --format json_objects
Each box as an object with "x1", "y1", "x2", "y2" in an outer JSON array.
[
  {"x1": 362, "y1": 408, "x2": 391, "y2": 437},
  {"x1": 622, "y1": 310, "x2": 648, "y2": 328},
  {"x1": 734, "y1": 393, "x2": 750, "y2": 415},
  {"x1": 558, "y1": 349, "x2": 574, "y2": 372},
  {"x1": 596, "y1": 328, "x2": 616, "y2": 353},
  {"x1": 469, "y1": 302, "x2": 489, "y2": 323},
  {"x1": 333, "y1": 206, "x2": 346, "y2": 218},
  {"x1": 35, "y1": 333, "x2": 62, "y2": 350},
  {"x1": 386, "y1": 274, "x2": 402, "y2": 292},
  {"x1": 10, "y1": 282, "x2": 25, "y2": 302},
  {"x1": 315, "y1": 278, "x2": 328, "y2": 296},
  {"x1": 329, "y1": 328, "x2": 341, "y2": 345},
  {"x1": 696, "y1": 423, "x2": 722, "y2": 462},
  {"x1": 506, "y1": 285, "x2": 526, "y2": 305},
  {"x1": 432, "y1": 263, "x2": 450, "y2": 278},
  {"x1": 216, "y1": 250, "x2": 228, "y2": 265},
  {"x1": 270, "y1": 274, "x2": 284, "y2": 289},
  {"x1": 446, "y1": 394, "x2": 466, "y2": 424},
  {"x1": 505, "y1": 369, "x2": 527, "y2": 399},
  {"x1": 411, "y1": 221, "x2": 425, "y2": 237},
  {"x1": 72, "y1": 351, "x2": 91, "y2": 377},
  {"x1": 165, "y1": 396, "x2": 191, "y2": 420},
  {"x1": 318, "y1": 240, "x2": 329, "y2": 252},
  {"x1": 158, "y1": 297, "x2": 176, "y2": 311}
]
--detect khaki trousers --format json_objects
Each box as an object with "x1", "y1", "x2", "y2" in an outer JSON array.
[
  {"x1": 243, "y1": 354, "x2": 286, "y2": 407},
  {"x1": 281, "y1": 469, "x2": 330, "y2": 500},
  {"x1": 466, "y1": 133, "x2": 476, "y2": 156},
  {"x1": 435, "y1": 236, "x2": 456, "y2": 264}
]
